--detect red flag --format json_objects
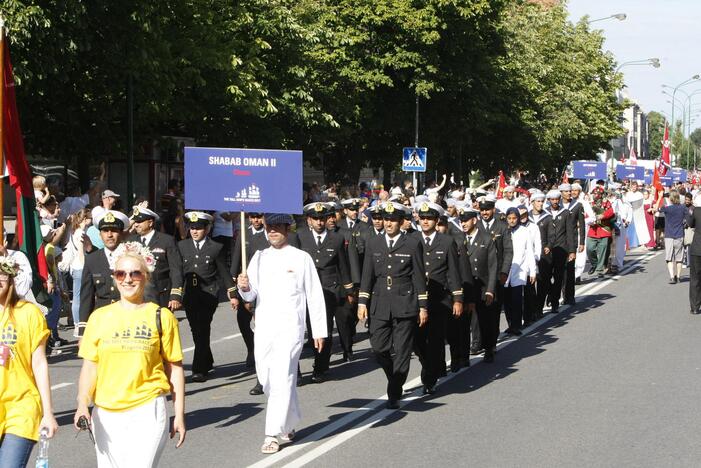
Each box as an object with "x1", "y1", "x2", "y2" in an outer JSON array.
[
  {"x1": 561, "y1": 168, "x2": 569, "y2": 184},
  {"x1": 652, "y1": 161, "x2": 664, "y2": 193},
  {"x1": 496, "y1": 170, "x2": 506, "y2": 199},
  {"x1": 658, "y1": 123, "x2": 671, "y2": 177},
  {"x1": 628, "y1": 147, "x2": 638, "y2": 165},
  {"x1": 2, "y1": 38, "x2": 48, "y2": 289}
]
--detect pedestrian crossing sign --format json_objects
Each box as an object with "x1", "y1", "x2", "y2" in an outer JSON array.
[{"x1": 402, "y1": 147, "x2": 427, "y2": 172}]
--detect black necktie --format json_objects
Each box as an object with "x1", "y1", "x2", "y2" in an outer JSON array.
[
  {"x1": 389, "y1": 239, "x2": 394, "y2": 249},
  {"x1": 425, "y1": 236, "x2": 431, "y2": 247},
  {"x1": 468, "y1": 236, "x2": 473, "y2": 245},
  {"x1": 141, "y1": 237, "x2": 147, "y2": 245},
  {"x1": 317, "y1": 235, "x2": 322, "y2": 248},
  {"x1": 349, "y1": 220, "x2": 354, "y2": 229},
  {"x1": 195, "y1": 241, "x2": 201, "y2": 251}
]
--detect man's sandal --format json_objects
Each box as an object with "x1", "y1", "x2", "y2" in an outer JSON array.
[
  {"x1": 280, "y1": 430, "x2": 296, "y2": 443},
  {"x1": 261, "y1": 436, "x2": 279, "y2": 454}
]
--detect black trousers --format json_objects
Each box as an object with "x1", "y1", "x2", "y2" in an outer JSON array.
[
  {"x1": 690, "y1": 254, "x2": 701, "y2": 312},
  {"x1": 446, "y1": 310, "x2": 468, "y2": 363},
  {"x1": 369, "y1": 315, "x2": 416, "y2": 400},
  {"x1": 536, "y1": 255, "x2": 552, "y2": 313},
  {"x1": 237, "y1": 305, "x2": 255, "y2": 354},
  {"x1": 306, "y1": 289, "x2": 336, "y2": 373},
  {"x1": 504, "y1": 285, "x2": 524, "y2": 330},
  {"x1": 478, "y1": 299, "x2": 500, "y2": 351},
  {"x1": 414, "y1": 298, "x2": 449, "y2": 387},
  {"x1": 184, "y1": 293, "x2": 218, "y2": 374},
  {"x1": 524, "y1": 282, "x2": 538, "y2": 324},
  {"x1": 335, "y1": 300, "x2": 357, "y2": 355},
  {"x1": 539, "y1": 247, "x2": 567, "y2": 311},
  {"x1": 564, "y1": 258, "x2": 575, "y2": 301}
]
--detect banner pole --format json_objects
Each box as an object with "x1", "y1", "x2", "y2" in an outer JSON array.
[
  {"x1": 240, "y1": 211, "x2": 247, "y2": 274},
  {"x1": 0, "y1": 18, "x2": 6, "y2": 238}
]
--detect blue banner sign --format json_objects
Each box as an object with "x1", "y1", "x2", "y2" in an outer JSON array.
[
  {"x1": 615, "y1": 164, "x2": 644, "y2": 181},
  {"x1": 659, "y1": 176, "x2": 673, "y2": 186},
  {"x1": 670, "y1": 168, "x2": 687, "y2": 182},
  {"x1": 184, "y1": 147, "x2": 303, "y2": 214},
  {"x1": 572, "y1": 161, "x2": 606, "y2": 180}
]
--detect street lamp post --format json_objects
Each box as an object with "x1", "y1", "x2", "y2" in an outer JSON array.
[
  {"x1": 587, "y1": 13, "x2": 627, "y2": 24},
  {"x1": 615, "y1": 58, "x2": 660, "y2": 73}
]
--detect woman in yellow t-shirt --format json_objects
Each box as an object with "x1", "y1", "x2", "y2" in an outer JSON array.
[
  {"x1": 74, "y1": 244, "x2": 186, "y2": 467},
  {"x1": 0, "y1": 257, "x2": 58, "y2": 467}
]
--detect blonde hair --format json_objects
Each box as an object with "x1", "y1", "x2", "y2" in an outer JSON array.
[
  {"x1": 32, "y1": 175, "x2": 46, "y2": 189},
  {"x1": 69, "y1": 208, "x2": 92, "y2": 231},
  {"x1": 1, "y1": 279, "x2": 21, "y2": 328},
  {"x1": 669, "y1": 190, "x2": 681, "y2": 205}
]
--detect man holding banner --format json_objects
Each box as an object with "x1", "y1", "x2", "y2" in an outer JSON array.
[{"x1": 237, "y1": 213, "x2": 327, "y2": 454}]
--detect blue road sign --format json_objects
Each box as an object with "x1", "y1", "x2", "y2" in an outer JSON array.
[
  {"x1": 184, "y1": 147, "x2": 303, "y2": 214},
  {"x1": 402, "y1": 147, "x2": 427, "y2": 172}
]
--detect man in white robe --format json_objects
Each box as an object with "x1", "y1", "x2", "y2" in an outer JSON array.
[
  {"x1": 625, "y1": 181, "x2": 651, "y2": 247},
  {"x1": 238, "y1": 213, "x2": 327, "y2": 454}
]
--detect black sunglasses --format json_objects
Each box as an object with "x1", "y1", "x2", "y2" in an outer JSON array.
[{"x1": 113, "y1": 270, "x2": 145, "y2": 282}]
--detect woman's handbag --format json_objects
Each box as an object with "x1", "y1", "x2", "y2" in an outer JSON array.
[{"x1": 684, "y1": 227, "x2": 695, "y2": 246}]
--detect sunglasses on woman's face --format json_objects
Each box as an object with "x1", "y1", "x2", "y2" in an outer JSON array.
[{"x1": 113, "y1": 270, "x2": 145, "y2": 282}]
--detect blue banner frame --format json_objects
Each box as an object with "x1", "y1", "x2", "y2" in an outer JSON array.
[
  {"x1": 572, "y1": 161, "x2": 606, "y2": 180},
  {"x1": 615, "y1": 164, "x2": 644, "y2": 181}
]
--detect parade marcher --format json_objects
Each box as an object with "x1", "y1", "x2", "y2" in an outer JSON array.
[
  {"x1": 58, "y1": 208, "x2": 92, "y2": 335},
  {"x1": 237, "y1": 213, "x2": 327, "y2": 454},
  {"x1": 78, "y1": 210, "x2": 131, "y2": 336},
  {"x1": 644, "y1": 189, "x2": 657, "y2": 249},
  {"x1": 340, "y1": 198, "x2": 367, "y2": 233},
  {"x1": 613, "y1": 189, "x2": 633, "y2": 273},
  {"x1": 0, "y1": 256, "x2": 58, "y2": 468},
  {"x1": 541, "y1": 190, "x2": 575, "y2": 314},
  {"x1": 564, "y1": 183, "x2": 587, "y2": 295},
  {"x1": 129, "y1": 206, "x2": 183, "y2": 309},
  {"x1": 75, "y1": 244, "x2": 186, "y2": 467},
  {"x1": 503, "y1": 208, "x2": 536, "y2": 335},
  {"x1": 326, "y1": 202, "x2": 362, "y2": 362},
  {"x1": 414, "y1": 202, "x2": 464, "y2": 393},
  {"x1": 625, "y1": 181, "x2": 651, "y2": 248},
  {"x1": 478, "y1": 194, "x2": 513, "y2": 344},
  {"x1": 295, "y1": 203, "x2": 354, "y2": 382},
  {"x1": 357, "y1": 201, "x2": 428, "y2": 409},
  {"x1": 460, "y1": 207, "x2": 498, "y2": 362},
  {"x1": 519, "y1": 204, "x2": 541, "y2": 326},
  {"x1": 231, "y1": 212, "x2": 269, "y2": 394},
  {"x1": 178, "y1": 212, "x2": 237, "y2": 382},
  {"x1": 586, "y1": 187, "x2": 615, "y2": 278},
  {"x1": 529, "y1": 192, "x2": 553, "y2": 320},
  {"x1": 495, "y1": 186, "x2": 519, "y2": 214}
]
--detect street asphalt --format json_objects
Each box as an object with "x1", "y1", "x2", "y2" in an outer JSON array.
[{"x1": 40, "y1": 248, "x2": 699, "y2": 468}]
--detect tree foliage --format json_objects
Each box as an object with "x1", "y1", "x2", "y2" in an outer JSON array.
[{"x1": 2, "y1": 0, "x2": 628, "y2": 182}]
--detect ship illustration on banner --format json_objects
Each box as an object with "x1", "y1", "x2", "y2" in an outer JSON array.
[{"x1": 233, "y1": 184, "x2": 262, "y2": 203}]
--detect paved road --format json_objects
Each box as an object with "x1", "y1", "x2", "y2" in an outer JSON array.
[{"x1": 42, "y1": 248, "x2": 698, "y2": 467}]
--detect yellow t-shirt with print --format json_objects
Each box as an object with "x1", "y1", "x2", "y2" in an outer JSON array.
[
  {"x1": 79, "y1": 302, "x2": 183, "y2": 412},
  {"x1": 0, "y1": 301, "x2": 50, "y2": 441}
]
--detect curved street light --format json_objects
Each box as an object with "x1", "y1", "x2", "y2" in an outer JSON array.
[
  {"x1": 615, "y1": 58, "x2": 660, "y2": 73},
  {"x1": 587, "y1": 13, "x2": 627, "y2": 24},
  {"x1": 670, "y1": 75, "x2": 701, "y2": 153}
]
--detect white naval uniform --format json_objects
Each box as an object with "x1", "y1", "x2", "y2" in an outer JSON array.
[
  {"x1": 614, "y1": 199, "x2": 633, "y2": 269},
  {"x1": 239, "y1": 244, "x2": 327, "y2": 436}
]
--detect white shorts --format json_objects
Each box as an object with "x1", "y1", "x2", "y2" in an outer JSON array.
[{"x1": 92, "y1": 395, "x2": 168, "y2": 468}]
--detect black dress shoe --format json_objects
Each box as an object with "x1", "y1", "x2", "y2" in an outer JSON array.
[
  {"x1": 669, "y1": 278, "x2": 677, "y2": 284},
  {"x1": 386, "y1": 399, "x2": 400, "y2": 410},
  {"x1": 469, "y1": 345, "x2": 483, "y2": 355},
  {"x1": 311, "y1": 372, "x2": 325, "y2": 384},
  {"x1": 343, "y1": 352, "x2": 354, "y2": 363},
  {"x1": 564, "y1": 298, "x2": 575, "y2": 306},
  {"x1": 551, "y1": 307, "x2": 559, "y2": 314},
  {"x1": 422, "y1": 385, "x2": 436, "y2": 395},
  {"x1": 245, "y1": 352, "x2": 255, "y2": 368},
  {"x1": 574, "y1": 277, "x2": 582, "y2": 285},
  {"x1": 450, "y1": 362, "x2": 461, "y2": 373},
  {"x1": 459, "y1": 357, "x2": 470, "y2": 368},
  {"x1": 483, "y1": 349, "x2": 494, "y2": 363},
  {"x1": 588, "y1": 267, "x2": 596, "y2": 275},
  {"x1": 249, "y1": 383, "x2": 264, "y2": 395},
  {"x1": 191, "y1": 373, "x2": 207, "y2": 383}
]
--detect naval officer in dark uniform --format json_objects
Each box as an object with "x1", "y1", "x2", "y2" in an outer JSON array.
[
  {"x1": 414, "y1": 202, "x2": 464, "y2": 394},
  {"x1": 357, "y1": 201, "x2": 428, "y2": 409},
  {"x1": 129, "y1": 206, "x2": 183, "y2": 309},
  {"x1": 178, "y1": 211, "x2": 237, "y2": 382},
  {"x1": 460, "y1": 206, "x2": 499, "y2": 362},
  {"x1": 296, "y1": 202, "x2": 354, "y2": 382},
  {"x1": 542, "y1": 190, "x2": 576, "y2": 314},
  {"x1": 78, "y1": 210, "x2": 131, "y2": 336}
]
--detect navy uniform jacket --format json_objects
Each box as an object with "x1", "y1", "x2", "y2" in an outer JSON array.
[
  {"x1": 358, "y1": 234, "x2": 428, "y2": 320},
  {"x1": 420, "y1": 232, "x2": 463, "y2": 307},
  {"x1": 532, "y1": 211, "x2": 554, "y2": 258},
  {"x1": 330, "y1": 225, "x2": 361, "y2": 285},
  {"x1": 547, "y1": 208, "x2": 576, "y2": 254},
  {"x1": 78, "y1": 248, "x2": 120, "y2": 335},
  {"x1": 478, "y1": 217, "x2": 514, "y2": 276},
  {"x1": 567, "y1": 201, "x2": 586, "y2": 248},
  {"x1": 230, "y1": 227, "x2": 269, "y2": 278},
  {"x1": 178, "y1": 238, "x2": 236, "y2": 302},
  {"x1": 464, "y1": 229, "x2": 498, "y2": 303},
  {"x1": 129, "y1": 231, "x2": 183, "y2": 303},
  {"x1": 296, "y1": 228, "x2": 354, "y2": 301}
]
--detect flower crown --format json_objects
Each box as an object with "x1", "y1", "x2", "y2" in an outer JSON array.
[
  {"x1": 0, "y1": 256, "x2": 19, "y2": 277},
  {"x1": 113, "y1": 242, "x2": 157, "y2": 272}
]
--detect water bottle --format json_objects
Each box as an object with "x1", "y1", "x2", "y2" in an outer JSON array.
[{"x1": 35, "y1": 428, "x2": 49, "y2": 468}]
